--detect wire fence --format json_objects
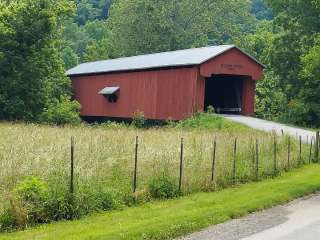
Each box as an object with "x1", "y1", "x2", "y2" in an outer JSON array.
[
  {"x1": 64, "y1": 131, "x2": 320, "y2": 195},
  {"x1": 0, "y1": 129, "x2": 319, "y2": 200}
]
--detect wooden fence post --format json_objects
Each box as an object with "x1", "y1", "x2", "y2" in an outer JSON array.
[
  {"x1": 309, "y1": 137, "x2": 313, "y2": 164},
  {"x1": 179, "y1": 138, "x2": 184, "y2": 191},
  {"x1": 299, "y1": 136, "x2": 302, "y2": 165},
  {"x1": 315, "y1": 131, "x2": 319, "y2": 163},
  {"x1": 133, "y1": 136, "x2": 139, "y2": 193},
  {"x1": 287, "y1": 137, "x2": 291, "y2": 170},
  {"x1": 273, "y1": 134, "x2": 277, "y2": 176},
  {"x1": 251, "y1": 138, "x2": 255, "y2": 177},
  {"x1": 233, "y1": 138, "x2": 237, "y2": 185},
  {"x1": 70, "y1": 137, "x2": 75, "y2": 195},
  {"x1": 211, "y1": 138, "x2": 217, "y2": 182},
  {"x1": 256, "y1": 138, "x2": 259, "y2": 180}
]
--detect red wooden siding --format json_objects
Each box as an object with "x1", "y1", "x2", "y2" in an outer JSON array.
[
  {"x1": 200, "y1": 48, "x2": 263, "y2": 80},
  {"x1": 72, "y1": 67, "x2": 199, "y2": 120},
  {"x1": 71, "y1": 47, "x2": 263, "y2": 120},
  {"x1": 242, "y1": 77, "x2": 256, "y2": 115}
]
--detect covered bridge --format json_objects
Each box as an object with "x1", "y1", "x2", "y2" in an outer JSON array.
[{"x1": 67, "y1": 45, "x2": 264, "y2": 121}]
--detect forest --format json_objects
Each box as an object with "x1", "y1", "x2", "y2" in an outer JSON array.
[{"x1": 0, "y1": 0, "x2": 319, "y2": 127}]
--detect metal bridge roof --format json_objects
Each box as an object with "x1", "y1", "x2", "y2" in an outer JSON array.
[{"x1": 67, "y1": 45, "x2": 263, "y2": 76}]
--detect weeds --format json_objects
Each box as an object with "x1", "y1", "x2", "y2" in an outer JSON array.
[
  {"x1": 148, "y1": 174, "x2": 180, "y2": 199},
  {"x1": 0, "y1": 114, "x2": 313, "y2": 231}
]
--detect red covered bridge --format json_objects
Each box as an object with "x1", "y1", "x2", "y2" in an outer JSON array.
[{"x1": 67, "y1": 45, "x2": 264, "y2": 120}]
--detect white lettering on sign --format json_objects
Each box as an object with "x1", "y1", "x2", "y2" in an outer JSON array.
[{"x1": 221, "y1": 64, "x2": 243, "y2": 70}]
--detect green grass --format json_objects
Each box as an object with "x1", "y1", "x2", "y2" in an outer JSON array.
[
  {"x1": 1, "y1": 164, "x2": 320, "y2": 240},
  {"x1": 0, "y1": 114, "x2": 314, "y2": 232}
]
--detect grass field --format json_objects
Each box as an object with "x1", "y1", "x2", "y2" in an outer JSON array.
[
  {"x1": 1, "y1": 164, "x2": 320, "y2": 240},
  {"x1": 0, "y1": 113, "x2": 313, "y2": 232}
]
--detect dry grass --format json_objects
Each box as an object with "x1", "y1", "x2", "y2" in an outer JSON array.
[{"x1": 0, "y1": 119, "x2": 310, "y2": 201}]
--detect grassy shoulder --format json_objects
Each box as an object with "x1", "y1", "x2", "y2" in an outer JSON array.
[{"x1": 1, "y1": 164, "x2": 320, "y2": 240}]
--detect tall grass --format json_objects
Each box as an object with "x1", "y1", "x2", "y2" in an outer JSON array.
[{"x1": 0, "y1": 114, "x2": 312, "y2": 230}]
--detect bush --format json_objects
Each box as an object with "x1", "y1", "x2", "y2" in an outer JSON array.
[
  {"x1": 97, "y1": 188, "x2": 124, "y2": 211},
  {"x1": 45, "y1": 184, "x2": 76, "y2": 221},
  {"x1": 40, "y1": 95, "x2": 81, "y2": 125},
  {"x1": 100, "y1": 121, "x2": 128, "y2": 129},
  {"x1": 74, "y1": 185, "x2": 124, "y2": 216},
  {"x1": 206, "y1": 105, "x2": 215, "y2": 114},
  {"x1": 175, "y1": 111, "x2": 224, "y2": 130},
  {"x1": 0, "y1": 208, "x2": 16, "y2": 232},
  {"x1": 132, "y1": 111, "x2": 146, "y2": 128},
  {"x1": 0, "y1": 177, "x2": 129, "y2": 232},
  {"x1": 13, "y1": 177, "x2": 49, "y2": 225},
  {"x1": 148, "y1": 174, "x2": 179, "y2": 199}
]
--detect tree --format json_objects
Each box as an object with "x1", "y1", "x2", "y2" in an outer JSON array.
[
  {"x1": 75, "y1": 0, "x2": 112, "y2": 25},
  {"x1": 236, "y1": 21, "x2": 286, "y2": 121},
  {"x1": 298, "y1": 36, "x2": 320, "y2": 125},
  {"x1": 251, "y1": 0, "x2": 273, "y2": 20},
  {"x1": 62, "y1": 19, "x2": 111, "y2": 66},
  {"x1": 0, "y1": 0, "x2": 78, "y2": 122},
  {"x1": 107, "y1": 0, "x2": 256, "y2": 58},
  {"x1": 265, "y1": 0, "x2": 320, "y2": 126}
]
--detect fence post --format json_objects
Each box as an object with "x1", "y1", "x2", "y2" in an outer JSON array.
[
  {"x1": 315, "y1": 131, "x2": 319, "y2": 163},
  {"x1": 251, "y1": 138, "x2": 255, "y2": 177},
  {"x1": 70, "y1": 137, "x2": 75, "y2": 196},
  {"x1": 233, "y1": 138, "x2": 237, "y2": 185},
  {"x1": 309, "y1": 138, "x2": 313, "y2": 164},
  {"x1": 179, "y1": 138, "x2": 184, "y2": 191},
  {"x1": 211, "y1": 138, "x2": 216, "y2": 182},
  {"x1": 299, "y1": 136, "x2": 302, "y2": 165},
  {"x1": 273, "y1": 134, "x2": 277, "y2": 176},
  {"x1": 133, "y1": 136, "x2": 139, "y2": 193},
  {"x1": 256, "y1": 138, "x2": 259, "y2": 181},
  {"x1": 287, "y1": 137, "x2": 291, "y2": 170}
]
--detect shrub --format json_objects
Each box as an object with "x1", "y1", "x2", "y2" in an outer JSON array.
[
  {"x1": 100, "y1": 121, "x2": 128, "y2": 129},
  {"x1": 206, "y1": 105, "x2": 215, "y2": 114},
  {"x1": 148, "y1": 174, "x2": 179, "y2": 199},
  {"x1": 97, "y1": 188, "x2": 124, "y2": 211},
  {"x1": 0, "y1": 207, "x2": 16, "y2": 232},
  {"x1": 175, "y1": 112, "x2": 223, "y2": 130},
  {"x1": 40, "y1": 95, "x2": 81, "y2": 125},
  {"x1": 132, "y1": 111, "x2": 146, "y2": 128},
  {"x1": 13, "y1": 177, "x2": 49, "y2": 225},
  {"x1": 45, "y1": 184, "x2": 76, "y2": 221}
]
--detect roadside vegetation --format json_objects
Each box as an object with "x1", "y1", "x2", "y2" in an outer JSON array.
[
  {"x1": 1, "y1": 165, "x2": 320, "y2": 240},
  {"x1": 2, "y1": 0, "x2": 320, "y2": 128},
  {"x1": 0, "y1": 113, "x2": 314, "y2": 232},
  {"x1": 1, "y1": 0, "x2": 320, "y2": 236}
]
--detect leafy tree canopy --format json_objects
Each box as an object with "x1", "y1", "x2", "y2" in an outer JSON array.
[
  {"x1": 263, "y1": 0, "x2": 320, "y2": 126},
  {"x1": 0, "y1": 0, "x2": 79, "y2": 122},
  {"x1": 74, "y1": 0, "x2": 112, "y2": 25},
  {"x1": 251, "y1": 0, "x2": 273, "y2": 20},
  {"x1": 107, "y1": 0, "x2": 256, "y2": 58}
]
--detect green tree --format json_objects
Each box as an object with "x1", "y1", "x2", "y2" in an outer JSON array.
[
  {"x1": 75, "y1": 0, "x2": 112, "y2": 25},
  {"x1": 0, "y1": 0, "x2": 77, "y2": 122},
  {"x1": 107, "y1": 0, "x2": 256, "y2": 57},
  {"x1": 251, "y1": 0, "x2": 273, "y2": 20},
  {"x1": 298, "y1": 36, "x2": 320, "y2": 125},
  {"x1": 266, "y1": 0, "x2": 320, "y2": 126},
  {"x1": 62, "y1": 19, "x2": 111, "y2": 65},
  {"x1": 236, "y1": 21, "x2": 285, "y2": 121}
]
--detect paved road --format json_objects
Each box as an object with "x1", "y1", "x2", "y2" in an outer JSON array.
[
  {"x1": 180, "y1": 194, "x2": 320, "y2": 240},
  {"x1": 222, "y1": 115, "x2": 316, "y2": 143}
]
